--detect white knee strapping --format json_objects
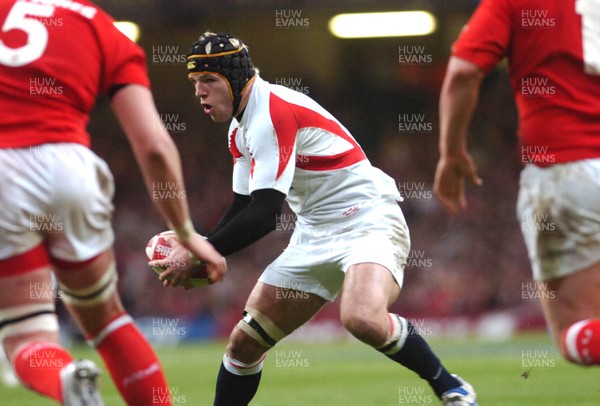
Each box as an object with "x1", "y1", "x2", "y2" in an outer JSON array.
[
  {"x1": 236, "y1": 308, "x2": 286, "y2": 349},
  {"x1": 223, "y1": 353, "x2": 266, "y2": 376},
  {"x1": 0, "y1": 303, "x2": 58, "y2": 341},
  {"x1": 58, "y1": 262, "x2": 118, "y2": 308}
]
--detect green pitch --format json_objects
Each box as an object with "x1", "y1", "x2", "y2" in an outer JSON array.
[{"x1": 2, "y1": 332, "x2": 600, "y2": 405}]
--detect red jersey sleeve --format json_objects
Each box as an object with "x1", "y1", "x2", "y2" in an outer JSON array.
[
  {"x1": 452, "y1": 0, "x2": 512, "y2": 74},
  {"x1": 451, "y1": 0, "x2": 600, "y2": 165},
  {"x1": 92, "y1": 9, "x2": 149, "y2": 95},
  {"x1": 0, "y1": 1, "x2": 150, "y2": 148}
]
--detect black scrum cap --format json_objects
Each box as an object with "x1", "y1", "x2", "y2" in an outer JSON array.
[{"x1": 187, "y1": 32, "x2": 256, "y2": 116}]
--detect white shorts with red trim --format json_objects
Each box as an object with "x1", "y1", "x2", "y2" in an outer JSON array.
[
  {"x1": 517, "y1": 159, "x2": 600, "y2": 281},
  {"x1": 259, "y1": 198, "x2": 410, "y2": 301},
  {"x1": 0, "y1": 143, "x2": 114, "y2": 271}
]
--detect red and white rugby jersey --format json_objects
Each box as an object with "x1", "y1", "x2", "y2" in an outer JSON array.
[
  {"x1": 228, "y1": 76, "x2": 401, "y2": 224},
  {"x1": 452, "y1": 0, "x2": 600, "y2": 165},
  {"x1": 0, "y1": 0, "x2": 149, "y2": 148}
]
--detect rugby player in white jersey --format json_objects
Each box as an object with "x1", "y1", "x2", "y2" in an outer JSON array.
[{"x1": 155, "y1": 32, "x2": 477, "y2": 406}]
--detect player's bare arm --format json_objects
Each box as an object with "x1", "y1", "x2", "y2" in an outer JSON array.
[
  {"x1": 434, "y1": 56, "x2": 484, "y2": 215},
  {"x1": 110, "y1": 84, "x2": 226, "y2": 279}
]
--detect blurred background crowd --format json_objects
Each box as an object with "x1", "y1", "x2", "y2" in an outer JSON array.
[{"x1": 60, "y1": 0, "x2": 543, "y2": 341}]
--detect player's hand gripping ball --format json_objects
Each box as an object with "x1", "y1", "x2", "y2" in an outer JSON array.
[{"x1": 145, "y1": 230, "x2": 210, "y2": 287}]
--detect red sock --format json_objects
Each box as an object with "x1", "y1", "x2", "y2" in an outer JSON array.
[
  {"x1": 88, "y1": 313, "x2": 171, "y2": 405},
  {"x1": 562, "y1": 319, "x2": 600, "y2": 365},
  {"x1": 13, "y1": 342, "x2": 73, "y2": 402}
]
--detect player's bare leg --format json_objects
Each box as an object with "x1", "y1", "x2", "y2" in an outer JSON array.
[
  {"x1": 540, "y1": 261, "x2": 600, "y2": 365},
  {"x1": 214, "y1": 281, "x2": 327, "y2": 406},
  {"x1": 1, "y1": 256, "x2": 104, "y2": 405},
  {"x1": 53, "y1": 250, "x2": 123, "y2": 337},
  {"x1": 1, "y1": 264, "x2": 69, "y2": 402},
  {"x1": 340, "y1": 263, "x2": 475, "y2": 402},
  {"x1": 2, "y1": 267, "x2": 59, "y2": 358},
  {"x1": 54, "y1": 249, "x2": 172, "y2": 405},
  {"x1": 339, "y1": 262, "x2": 400, "y2": 346}
]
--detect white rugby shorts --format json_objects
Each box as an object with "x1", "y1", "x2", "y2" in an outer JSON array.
[
  {"x1": 0, "y1": 143, "x2": 114, "y2": 263},
  {"x1": 517, "y1": 159, "x2": 600, "y2": 281},
  {"x1": 259, "y1": 198, "x2": 410, "y2": 301}
]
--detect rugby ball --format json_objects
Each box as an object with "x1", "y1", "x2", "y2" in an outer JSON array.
[{"x1": 145, "y1": 230, "x2": 210, "y2": 287}]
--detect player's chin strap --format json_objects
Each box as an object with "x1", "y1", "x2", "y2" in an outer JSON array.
[
  {"x1": 58, "y1": 262, "x2": 118, "y2": 307},
  {"x1": 237, "y1": 307, "x2": 286, "y2": 349}
]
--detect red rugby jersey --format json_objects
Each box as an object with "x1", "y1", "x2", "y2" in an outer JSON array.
[
  {"x1": 0, "y1": 0, "x2": 149, "y2": 148},
  {"x1": 452, "y1": 0, "x2": 600, "y2": 165}
]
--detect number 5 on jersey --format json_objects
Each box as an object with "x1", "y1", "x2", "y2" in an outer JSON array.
[{"x1": 0, "y1": 2, "x2": 54, "y2": 67}]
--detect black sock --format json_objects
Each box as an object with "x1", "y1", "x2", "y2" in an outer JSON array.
[
  {"x1": 386, "y1": 320, "x2": 460, "y2": 398},
  {"x1": 213, "y1": 361, "x2": 262, "y2": 406}
]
